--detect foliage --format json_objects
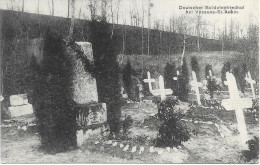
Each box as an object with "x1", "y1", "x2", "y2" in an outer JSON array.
[
  {"x1": 132, "y1": 135, "x2": 150, "y2": 145},
  {"x1": 242, "y1": 136, "x2": 259, "y2": 162},
  {"x1": 155, "y1": 112, "x2": 190, "y2": 148},
  {"x1": 221, "y1": 62, "x2": 231, "y2": 84},
  {"x1": 155, "y1": 98, "x2": 190, "y2": 147},
  {"x1": 178, "y1": 58, "x2": 189, "y2": 102},
  {"x1": 233, "y1": 63, "x2": 247, "y2": 94},
  {"x1": 122, "y1": 115, "x2": 134, "y2": 135},
  {"x1": 116, "y1": 115, "x2": 133, "y2": 140},
  {"x1": 207, "y1": 78, "x2": 219, "y2": 99},
  {"x1": 205, "y1": 64, "x2": 212, "y2": 79},
  {"x1": 164, "y1": 62, "x2": 178, "y2": 94},
  {"x1": 122, "y1": 60, "x2": 134, "y2": 100},
  {"x1": 2, "y1": 28, "x2": 33, "y2": 98},
  {"x1": 157, "y1": 98, "x2": 179, "y2": 121},
  {"x1": 31, "y1": 29, "x2": 77, "y2": 153},
  {"x1": 191, "y1": 56, "x2": 200, "y2": 81},
  {"x1": 90, "y1": 20, "x2": 122, "y2": 134}
]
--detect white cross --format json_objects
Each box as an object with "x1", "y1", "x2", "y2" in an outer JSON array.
[
  {"x1": 245, "y1": 71, "x2": 256, "y2": 99},
  {"x1": 0, "y1": 95, "x2": 4, "y2": 102},
  {"x1": 151, "y1": 75, "x2": 172, "y2": 101},
  {"x1": 190, "y1": 71, "x2": 203, "y2": 105},
  {"x1": 143, "y1": 71, "x2": 155, "y2": 93},
  {"x1": 221, "y1": 72, "x2": 252, "y2": 149}
]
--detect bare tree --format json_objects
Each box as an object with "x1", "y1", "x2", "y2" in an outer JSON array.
[
  {"x1": 22, "y1": 0, "x2": 24, "y2": 12},
  {"x1": 115, "y1": 0, "x2": 121, "y2": 24},
  {"x1": 69, "y1": 0, "x2": 75, "y2": 39},
  {"x1": 196, "y1": 14, "x2": 201, "y2": 52},
  {"x1": 48, "y1": 0, "x2": 52, "y2": 15},
  {"x1": 68, "y1": 0, "x2": 70, "y2": 18},
  {"x1": 176, "y1": 15, "x2": 194, "y2": 66},
  {"x1": 37, "y1": 0, "x2": 40, "y2": 14},
  {"x1": 122, "y1": 12, "x2": 127, "y2": 54},
  {"x1": 89, "y1": 0, "x2": 97, "y2": 20},
  {"x1": 129, "y1": 5, "x2": 134, "y2": 26},
  {"x1": 229, "y1": 18, "x2": 234, "y2": 42},
  {"x1": 101, "y1": 0, "x2": 108, "y2": 21},
  {"x1": 52, "y1": 0, "x2": 54, "y2": 16},
  {"x1": 110, "y1": 0, "x2": 114, "y2": 23},
  {"x1": 147, "y1": 0, "x2": 153, "y2": 55}
]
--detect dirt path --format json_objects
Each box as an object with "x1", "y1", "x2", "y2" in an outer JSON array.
[{"x1": 1, "y1": 127, "x2": 143, "y2": 164}]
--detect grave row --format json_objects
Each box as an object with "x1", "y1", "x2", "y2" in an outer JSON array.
[{"x1": 143, "y1": 70, "x2": 256, "y2": 149}]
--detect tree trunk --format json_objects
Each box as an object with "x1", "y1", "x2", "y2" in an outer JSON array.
[
  {"x1": 69, "y1": 0, "x2": 75, "y2": 38},
  {"x1": 22, "y1": 0, "x2": 24, "y2": 12},
  {"x1": 181, "y1": 34, "x2": 186, "y2": 66},
  {"x1": 68, "y1": 0, "x2": 70, "y2": 18},
  {"x1": 197, "y1": 16, "x2": 200, "y2": 52},
  {"x1": 37, "y1": 0, "x2": 40, "y2": 14},
  {"x1": 0, "y1": 10, "x2": 3, "y2": 112},
  {"x1": 52, "y1": 0, "x2": 54, "y2": 16}
]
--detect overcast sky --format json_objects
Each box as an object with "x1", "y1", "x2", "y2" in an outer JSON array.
[{"x1": 1, "y1": 0, "x2": 259, "y2": 38}]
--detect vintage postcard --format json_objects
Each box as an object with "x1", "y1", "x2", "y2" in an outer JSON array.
[{"x1": 0, "y1": 0, "x2": 259, "y2": 164}]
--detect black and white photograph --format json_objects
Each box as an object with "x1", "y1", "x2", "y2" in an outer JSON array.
[{"x1": 0, "y1": 0, "x2": 259, "y2": 163}]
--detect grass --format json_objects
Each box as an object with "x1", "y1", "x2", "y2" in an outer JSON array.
[{"x1": 117, "y1": 51, "x2": 244, "y2": 80}]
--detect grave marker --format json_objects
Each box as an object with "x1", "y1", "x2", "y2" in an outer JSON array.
[
  {"x1": 131, "y1": 146, "x2": 136, "y2": 153},
  {"x1": 8, "y1": 94, "x2": 33, "y2": 117},
  {"x1": 0, "y1": 95, "x2": 4, "y2": 102},
  {"x1": 143, "y1": 71, "x2": 155, "y2": 93},
  {"x1": 73, "y1": 42, "x2": 108, "y2": 147},
  {"x1": 151, "y1": 75, "x2": 173, "y2": 101},
  {"x1": 221, "y1": 72, "x2": 252, "y2": 149},
  {"x1": 190, "y1": 71, "x2": 203, "y2": 105},
  {"x1": 123, "y1": 144, "x2": 129, "y2": 151},
  {"x1": 245, "y1": 71, "x2": 256, "y2": 99}
]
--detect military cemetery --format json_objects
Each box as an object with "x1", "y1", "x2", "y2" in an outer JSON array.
[{"x1": 0, "y1": 0, "x2": 259, "y2": 164}]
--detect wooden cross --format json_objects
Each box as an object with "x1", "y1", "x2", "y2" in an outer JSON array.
[
  {"x1": 245, "y1": 71, "x2": 256, "y2": 99},
  {"x1": 190, "y1": 71, "x2": 203, "y2": 105},
  {"x1": 143, "y1": 71, "x2": 155, "y2": 93},
  {"x1": 221, "y1": 72, "x2": 252, "y2": 149},
  {"x1": 151, "y1": 75, "x2": 172, "y2": 101}
]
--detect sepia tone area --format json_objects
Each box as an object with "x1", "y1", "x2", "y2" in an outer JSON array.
[{"x1": 0, "y1": 0, "x2": 259, "y2": 163}]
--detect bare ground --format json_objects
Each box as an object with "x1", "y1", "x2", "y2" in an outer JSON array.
[{"x1": 1, "y1": 100, "x2": 259, "y2": 163}]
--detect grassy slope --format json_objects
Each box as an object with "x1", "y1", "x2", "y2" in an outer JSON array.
[{"x1": 118, "y1": 51, "x2": 244, "y2": 80}]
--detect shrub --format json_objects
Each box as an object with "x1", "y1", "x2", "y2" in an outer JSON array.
[
  {"x1": 117, "y1": 115, "x2": 133, "y2": 140},
  {"x1": 90, "y1": 20, "x2": 122, "y2": 134},
  {"x1": 164, "y1": 62, "x2": 178, "y2": 94},
  {"x1": 155, "y1": 98, "x2": 190, "y2": 148},
  {"x1": 132, "y1": 135, "x2": 149, "y2": 145},
  {"x1": 122, "y1": 60, "x2": 133, "y2": 100},
  {"x1": 191, "y1": 56, "x2": 200, "y2": 81},
  {"x1": 32, "y1": 29, "x2": 77, "y2": 153},
  {"x1": 221, "y1": 62, "x2": 231, "y2": 84},
  {"x1": 178, "y1": 58, "x2": 189, "y2": 102},
  {"x1": 155, "y1": 113, "x2": 190, "y2": 148},
  {"x1": 242, "y1": 136, "x2": 259, "y2": 162},
  {"x1": 205, "y1": 64, "x2": 212, "y2": 79},
  {"x1": 122, "y1": 115, "x2": 134, "y2": 135},
  {"x1": 157, "y1": 98, "x2": 179, "y2": 121},
  {"x1": 207, "y1": 78, "x2": 219, "y2": 99},
  {"x1": 233, "y1": 63, "x2": 247, "y2": 94}
]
